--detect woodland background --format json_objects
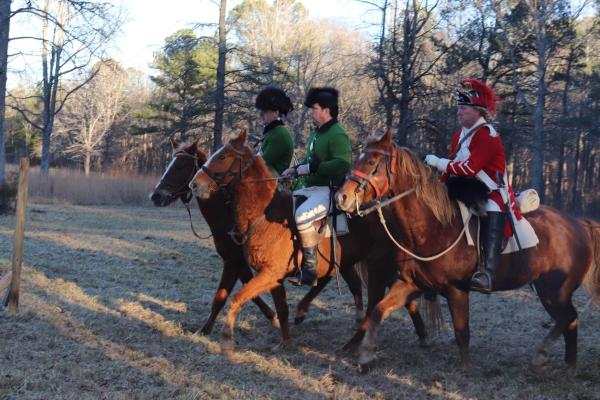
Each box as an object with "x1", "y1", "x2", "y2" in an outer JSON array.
[{"x1": 0, "y1": 0, "x2": 599, "y2": 214}]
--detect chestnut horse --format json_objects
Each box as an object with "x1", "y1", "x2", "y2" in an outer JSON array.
[
  {"x1": 336, "y1": 129, "x2": 600, "y2": 372},
  {"x1": 150, "y1": 139, "x2": 277, "y2": 334},
  {"x1": 189, "y1": 130, "x2": 430, "y2": 352}
]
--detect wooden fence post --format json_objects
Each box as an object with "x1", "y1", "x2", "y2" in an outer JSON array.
[{"x1": 5, "y1": 158, "x2": 29, "y2": 313}]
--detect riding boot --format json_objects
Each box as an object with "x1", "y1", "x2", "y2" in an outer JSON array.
[
  {"x1": 470, "y1": 211, "x2": 505, "y2": 294},
  {"x1": 289, "y1": 227, "x2": 319, "y2": 287}
]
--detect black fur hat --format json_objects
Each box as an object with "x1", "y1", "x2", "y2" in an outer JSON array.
[
  {"x1": 255, "y1": 86, "x2": 293, "y2": 116},
  {"x1": 304, "y1": 87, "x2": 339, "y2": 118},
  {"x1": 304, "y1": 87, "x2": 338, "y2": 108}
]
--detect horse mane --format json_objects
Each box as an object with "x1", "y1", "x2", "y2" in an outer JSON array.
[{"x1": 394, "y1": 145, "x2": 456, "y2": 226}]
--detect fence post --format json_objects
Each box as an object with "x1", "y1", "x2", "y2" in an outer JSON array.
[{"x1": 5, "y1": 158, "x2": 29, "y2": 313}]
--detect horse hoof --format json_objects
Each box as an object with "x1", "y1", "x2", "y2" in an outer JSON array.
[
  {"x1": 271, "y1": 317, "x2": 281, "y2": 329},
  {"x1": 294, "y1": 315, "x2": 305, "y2": 325},
  {"x1": 220, "y1": 333, "x2": 235, "y2": 354},
  {"x1": 355, "y1": 309, "x2": 365, "y2": 324},
  {"x1": 271, "y1": 339, "x2": 292, "y2": 352},
  {"x1": 359, "y1": 361, "x2": 374, "y2": 374},
  {"x1": 418, "y1": 336, "x2": 431, "y2": 348}
]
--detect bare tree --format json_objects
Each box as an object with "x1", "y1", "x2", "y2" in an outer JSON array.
[
  {"x1": 57, "y1": 60, "x2": 128, "y2": 175},
  {"x1": 213, "y1": 0, "x2": 227, "y2": 151},
  {"x1": 8, "y1": 0, "x2": 121, "y2": 175},
  {"x1": 0, "y1": 0, "x2": 11, "y2": 192}
]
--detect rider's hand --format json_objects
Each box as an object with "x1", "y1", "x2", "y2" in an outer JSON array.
[
  {"x1": 424, "y1": 154, "x2": 449, "y2": 172},
  {"x1": 295, "y1": 164, "x2": 310, "y2": 176},
  {"x1": 282, "y1": 167, "x2": 297, "y2": 178}
]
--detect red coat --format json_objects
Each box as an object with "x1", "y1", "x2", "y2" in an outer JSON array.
[{"x1": 441, "y1": 123, "x2": 521, "y2": 230}]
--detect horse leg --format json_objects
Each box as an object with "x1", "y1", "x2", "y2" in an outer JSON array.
[
  {"x1": 295, "y1": 276, "x2": 332, "y2": 325},
  {"x1": 342, "y1": 266, "x2": 387, "y2": 351},
  {"x1": 358, "y1": 279, "x2": 419, "y2": 373},
  {"x1": 220, "y1": 270, "x2": 280, "y2": 353},
  {"x1": 269, "y1": 284, "x2": 290, "y2": 349},
  {"x1": 405, "y1": 298, "x2": 428, "y2": 347},
  {"x1": 238, "y1": 261, "x2": 278, "y2": 328},
  {"x1": 533, "y1": 286, "x2": 578, "y2": 370},
  {"x1": 197, "y1": 259, "x2": 239, "y2": 335},
  {"x1": 446, "y1": 285, "x2": 471, "y2": 370},
  {"x1": 340, "y1": 262, "x2": 365, "y2": 323}
]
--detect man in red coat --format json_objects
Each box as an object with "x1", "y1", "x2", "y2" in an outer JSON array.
[{"x1": 424, "y1": 79, "x2": 520, "y2": 293}]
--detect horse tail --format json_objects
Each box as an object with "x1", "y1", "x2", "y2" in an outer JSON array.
[
  {"x1": 418, "y1": 293, "x2": 443, "y2": 335},
  {"x1": 581, "y1": 218, "x2": 600, "y2": 306}
]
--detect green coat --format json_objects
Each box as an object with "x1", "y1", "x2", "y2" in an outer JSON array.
[
  {"x1": 302, "y1": 120, "x2": 352, "y2": 188},
  {"x1": 261, "y1": 121, "x2": 294, "y2": 175}
]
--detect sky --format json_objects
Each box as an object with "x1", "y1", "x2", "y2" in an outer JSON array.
[
  {"x1": 6, "y1": 0, "x2": 374, "y2": 88},
  {"x1": 109, "y1": 0, "x2": 373, "y2": 75}
]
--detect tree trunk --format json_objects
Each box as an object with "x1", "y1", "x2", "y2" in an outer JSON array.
[
  {"x1": 212, "y1": 0, "x2": 227, "y2": 152},
  {"x1": 0, "y1": 0, "x2": 10, "y2": 190},
  {"x1": 84, "y1": 149, "x2": 91, "y2": 176},
  {"x1": 528, "y1": 0, "x2": 550, "y2": 201}
]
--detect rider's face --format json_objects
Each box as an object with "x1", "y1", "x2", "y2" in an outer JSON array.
[
  {"x1": 259, "y1": 109, "x2": 279, "y2": 125},
  {"x1": 309, "y1": 104, "x2": 332, "y2": 126},
  {"x1": 457, "y1": 105, "x2": 482, "y2": 128}
]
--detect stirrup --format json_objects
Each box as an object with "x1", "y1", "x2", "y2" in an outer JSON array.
[
  {"x1": 288, "y1": 270, "x2": 317, "y2": 287},
  {"x1": 470, "y1": 271, "x2": 493, "y2": 294}
]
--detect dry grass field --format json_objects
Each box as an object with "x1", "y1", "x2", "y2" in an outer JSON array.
[{"x1": 1, "y1": 203, "x2": 599, "y2": 399}]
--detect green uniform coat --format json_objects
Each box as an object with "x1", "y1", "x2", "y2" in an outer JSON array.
[
  {"x1": 261, "y1": 120, "x2": 294, "y2": 175},
  {"x1": 302, "y1": 119, "x2": 352, "y2": 188}
]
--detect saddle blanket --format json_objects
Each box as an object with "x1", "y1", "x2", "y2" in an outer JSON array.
[{"x1": 458, "y1": 201, "x2": 539, "y2": 255}]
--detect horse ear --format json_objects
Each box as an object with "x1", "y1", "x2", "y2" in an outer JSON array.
[
  {"x1": 170, "y1": 137, "x2": 178, "y2": 149},
  {"x1": 366, "y1": 128, "x2": 390, "y2": 145},
  {"x1": 382, "y1": 128, "x2": 392, "y2": 145},
  {"x1": 229, "y1": 129, "x2": 248, "y2": 149}
]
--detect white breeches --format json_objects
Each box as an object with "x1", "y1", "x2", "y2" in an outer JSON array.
[{"x1": 293, "y1": 186, "x2": 331, "y2": 231}]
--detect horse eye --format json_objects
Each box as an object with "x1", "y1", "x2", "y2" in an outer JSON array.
[
  {"x1": 218, "y1": 154, "x2": 226, "y2": 160},
  {"x1": 368, "y1": 159, "x2": 376, "y2": 166}
]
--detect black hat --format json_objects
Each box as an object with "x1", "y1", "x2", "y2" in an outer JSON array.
[
  {"x1": 304, "y1": 87, "x2": 339, "y2": 109},
  {"x1": 255, "y1": 86, "x2": 293, "y2": 116}
]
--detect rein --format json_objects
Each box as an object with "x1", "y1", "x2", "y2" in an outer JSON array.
[
  {"x1": 351, "y1": 145, "x2": 470, "y2": 262},
  {"x1": 377, "y1": 206, "x2": 472, "y2": 262}
]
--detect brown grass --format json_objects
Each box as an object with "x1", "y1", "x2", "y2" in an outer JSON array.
[
  {"x1": 6, "y1": 164, "x2": 159, "y2": 206},
  {"x1": 0, "y1": 203, "x2": 599, "y2": 399}
]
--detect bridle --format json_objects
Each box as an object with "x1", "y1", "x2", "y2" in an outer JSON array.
[
  {"x1": 156, "y1": 150, "x2": 200, "y2": 203},
  {"x1": 346, "y1": 143, "x2": 471, "y2": 262},
  {"x1": 199, "y1": 144, "x2": 256, "y2": 194},
  {"x1": 156, "y1": 150, "x2": 213, "y2": 240},
  {"x1": 346, "y1": 147, "x2": 402, "y2": 216}
]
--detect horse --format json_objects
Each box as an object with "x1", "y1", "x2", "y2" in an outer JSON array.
[
  {"x1": 189, "y1": 130, "x2": 431, "y2": 352},
  {"x1": 336, "y1": 129, "x2": 600, "y2": 372},
  {"x1": 149, "y1": 138, "x2": 277, "y2": 335}
]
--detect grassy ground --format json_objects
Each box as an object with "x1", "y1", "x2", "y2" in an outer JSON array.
[{"x1": 0, "y1": 203, "x2": 599, "y2": 400}]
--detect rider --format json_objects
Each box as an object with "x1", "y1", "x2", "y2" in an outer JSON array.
[
  {"x1": 424, "y1": 78, "x2": 521, "y2": 294},
  {"x1": 282, "y1": 87, "x2": 352, "y2": 286},
  {"x1": 255, "y1": 86, "x2": 294, "y2": 175}
]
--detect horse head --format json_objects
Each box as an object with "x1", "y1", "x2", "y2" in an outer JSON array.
[
  {"x1": 149, "y1": 138, "x2": 206, "y2": 207},
  {"x1": 189, "y1": 129, "x2": 254, "y2": 199},
  {"x1": 336, "y1": 129, "x2": 397, "y2": 213}
]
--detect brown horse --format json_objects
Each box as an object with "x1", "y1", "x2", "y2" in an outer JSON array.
[
  {"x1": 336, "y1": 129, "x2": 600, "y2": 371},
  {"x1": 150, "y1": 139, "x2": 277, "y2": 334},
  {"x1": 189, "y1": 130, "x2": 430, "y2": 352}
]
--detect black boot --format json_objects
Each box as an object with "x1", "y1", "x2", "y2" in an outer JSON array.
[
  {"x1": 289, "y1": 246, "x2": 318, "y2": 287},
  {"x1": 471, "y1": 211, "x2": 505, "y2": 294}
]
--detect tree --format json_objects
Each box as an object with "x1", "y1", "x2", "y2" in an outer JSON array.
[
  {"x1": 146, "y1": 29, "x2": 217, "y2": 143},
  {"x1": 0, "y1": 0, "x2": 11, "y2": 193},
  {"x1": 57, "y1": 60, "x2": 128, "y2": 175},
  {"x1": 213, "y1": 0, "x2": 227, "y2": 151},
  {"x1": 8, "y1": 0, "x2": 121, "y2": 175}
]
